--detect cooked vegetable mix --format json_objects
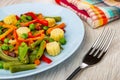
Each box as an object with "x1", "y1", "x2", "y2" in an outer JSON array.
[{"x1": 0, "y1": 12, "x2": 67, "y2": 73}]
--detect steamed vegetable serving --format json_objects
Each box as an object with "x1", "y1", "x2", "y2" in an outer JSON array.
[{"x1": 0, "y1": 12, "x2": 67, "y2": 73}]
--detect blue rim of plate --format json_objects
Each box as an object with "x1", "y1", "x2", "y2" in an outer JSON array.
[{"x1": 0, "y1": 3, "x2": 85, "y2": 79}]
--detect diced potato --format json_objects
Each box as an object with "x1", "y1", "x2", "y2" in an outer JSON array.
[
  {"x1": 46, "y1": 41, "x2": 60, "y2": 56},
  {"x1": 16, "y1": 27, "x2": 30, "y2": 37},
  {"x1": 3, "y1": 14, "x2": 17, "y2": 25},
  {"x1": 50, "y1": 28, "x2": 64, "y2": 41},
  {"x1": 45, "y1": 18, "x2": 56, "y2": 27}
]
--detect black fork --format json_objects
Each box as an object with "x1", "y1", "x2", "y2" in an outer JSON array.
[{"x1": 66, "y1": 28, "x2": 115, "y2": 80}]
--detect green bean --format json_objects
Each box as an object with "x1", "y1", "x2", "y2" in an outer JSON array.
[
  {"x1": 10, "y1": 64, "x2": 36, "y2": 73},
  {"x1": 3, "y1": 61, "x2": 23, "y2": 70},
  {"x1": 36, "y1": 40, "x2": 46, "y2": 59},
  {"x1": 0, "y1": 26, "x2": 3, "y2": 34},
  {"x1": 16, "y1": 20, "x2": 21, "y2": 28},
  {"x1": 29, "y1": 54, "x2": 36, "y2": 64},
  {"x1": 44, "y1": 37, "x2": 54, "y2": 42},
  {"x1": 48, "y1": 38, "x2": 54, "y2": 42},
  {"x1": 18, "y1": 42, "x2": 29, "y2": 63},
  {"x1": 0, "y1": 29, "x2": 3, "y2": 35},
  {"x1": 30, "y1": 40, "x2": 42, "y2": 49},
  {"x1": 45, "y1": 16, "x2": 61, "y2": 22},
  {"x1": 26, "y1": 16, "x2": 32, "y2": 21},
  {"x1": 29, "y1": 48, "x2": 39, "y2": 63},
  {"x1": 0, "y1": 26, "x2": 3, "y2": 29},
  {"x1": 53, "y1": 16, "x2": 61, "y2": 22},
  {"x1": 0, "y1": 47, "x2": 18, "y2": 61},
  {"x1": 0, "y1": 61, "x2": 4, "y2": 69}
]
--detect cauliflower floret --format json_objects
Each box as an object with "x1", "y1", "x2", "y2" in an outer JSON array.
[
  {"x1": 50, "y1": 28, "x2": 64, "y2": 41},
  {"x1": 46, "y1": 41, "x2": 60, "y2": 56},
  {"x1": 16, "y1": 27, "x2": 30, "y2": 37},
  {"x1": 3, "y1": 14, "x2": 17, "y2": 25},
  {"x1": 45, "y1": 18, "x2": 56, "y2": 27}
]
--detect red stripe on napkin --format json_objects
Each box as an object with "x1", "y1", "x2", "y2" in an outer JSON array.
[{"x1": 55, "y1": 0, "x2": 90, "y2": 17}]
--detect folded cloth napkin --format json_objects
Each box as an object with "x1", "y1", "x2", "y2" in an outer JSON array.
[
  {"x1": 55, "y1": 0, "x2": 120, "y2": 28},
  {"x1": 103, "y1": 0, "x2": 120, "y2": 8}
]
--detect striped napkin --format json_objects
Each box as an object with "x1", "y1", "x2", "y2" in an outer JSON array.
[{"x1": 55, "y1": 0, "x2": 120, "y2": 28}]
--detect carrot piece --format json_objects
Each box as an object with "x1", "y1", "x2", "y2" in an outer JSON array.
[
  {"x1": 46, "y1": 23, "x2": 66, "y2": 34},
  {"x1": 0, "y1": 22, "x2": 3, "y2": 26},
  {"x1": 28, "y1": 40, "x2": 34, "y2": 46},
  {"x1": 0, "y1": 24, "x2": 16, "y2": 40},
  {"x1": 2, "y1": 24, "x2": 16, "y2": 28},
  {"x1": 0, "y1": 28, "x2": 13, "y2": 40},
  {"x1": 14, "y1": 42, "x2": 21, "y2": 50},
  {"x1": 37, "y1": 13, "x2": 44, "y2": 20},
  {"x1": 13, "y1": 29, "x2": 21, "y2": 50},
  {"x1": 34, "y1": 59, "x2": 41, "y2": 65},
  {"x1": 13, "y1": 29, "x2": 18, "y2": 40},
  {"x1": 3, "y1": 51, "x2": 9, "y2": 55},
  {"x1": 20, "y1": 19, "x2": 37, "y2": 27},
  {"x1": 34, "y1": 30, "x2": 44, "y2": 37}
]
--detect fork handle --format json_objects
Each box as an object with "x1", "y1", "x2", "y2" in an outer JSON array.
[{"x1": 66, "y1": 66, "x2": 81, "y2": 80}]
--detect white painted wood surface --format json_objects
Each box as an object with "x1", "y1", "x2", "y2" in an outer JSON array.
[{"x1": 0, "y1": 0, "x2": 120, "y2": 80}]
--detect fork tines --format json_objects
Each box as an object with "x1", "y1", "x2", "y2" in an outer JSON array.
[{"x1": 89, "y1": 28, "x2": 115, "y2": 59}]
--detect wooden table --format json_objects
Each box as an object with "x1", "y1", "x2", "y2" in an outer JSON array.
[{"x1": 0, "y1": 0, "x2": 120, "y2": 80}]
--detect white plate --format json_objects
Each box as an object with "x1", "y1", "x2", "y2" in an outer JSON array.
[{"x1": 0, "y1": 3, "x2": 84, "y2": 79}]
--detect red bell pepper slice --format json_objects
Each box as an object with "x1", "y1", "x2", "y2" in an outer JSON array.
[
  {"x1": 23, "y1": 19, "x2": 48, "y2": 26},
  {"x1": 24, "y1": 12, "x2": 48, "y2": 26},
  {"x1": 36, "y1": 19, "x2": 48, "y2": 26},
  {"x1": 16, "y1": 15, "x2": 20, "y2": 20},
  {"x1": 24, "y1": 12, "x2": 38, "y2": 20},
  {"x1": 28, "y1": 32, "x2": 35, "y2": 38},
  {"x1": 41, "y1": 54, "x2": 52, "y2": 64}
]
